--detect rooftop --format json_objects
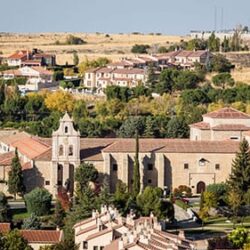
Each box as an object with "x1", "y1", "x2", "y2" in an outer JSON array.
[{"x1": 203, "y1": 107, "x2": 250, "y2": 119}]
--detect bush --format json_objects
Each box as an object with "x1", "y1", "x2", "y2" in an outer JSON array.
[
  {"x1": 131, "y1": 44, "x2": 150, "y2": 54},
  {"x1": 173, "y1": 185, "x2": 192, "y2": 197},
  {"x1": 24, "y1": 188, "x2": 52, "y2": 216},
  {"x1": 65, "y1": 35, "x2": 86, "y2": 45}
]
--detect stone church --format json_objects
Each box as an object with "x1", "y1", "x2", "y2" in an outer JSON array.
[{"x1": 0, "y1": 107, "x2": 249, "y2": 197}]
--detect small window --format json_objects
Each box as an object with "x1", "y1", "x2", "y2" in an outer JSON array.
[
  {"x1": 148, "y1": 179, "x2": 152, "y2": 184},
  {"x1": 199, "y1": 158, "x2": 206, "y2": 166},
  {"x1": 45, "y1": 180, "x2": 50, "y2": 185},
  {"x1": 147, "y1": 163, "x2": 153, "y2": 171},
  {"x1": 100, "y1": 247, "x2": 104, "y2": 250},
  {"x1": 112, "y1": 164, "x2": 118, "y2": 171},
  {"x1": 65, "y1": 126, "x2": 68, "y2": 133},
  {"x1": 184, "y1": 163, "x2": 189, "y2": 169},
  {"x1": 69, "y1": 145, "x2": 73, "y2": 156},
  {"x1": 59, "y1": 145, "x2": 63, "y2": 156},
  {"x1": 230, "y1": 136, "x2": 239, "y2": 140},
  {"x1": 93, "y1": 246, "x2": 98, "y2": 250},
  {"x1": 83, "y1": 241, "x2": 88, "y2": 249},
  {"x1": 215, "y1": 164, "x2": 220, "y2": 170}
]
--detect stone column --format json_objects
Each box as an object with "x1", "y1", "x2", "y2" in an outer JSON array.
[
  {"x1": 156, "y1": 153, "x2": 165, "y2": 189},
  {"x1": 121, "y1": 154, "x2": 129, "y2": 186},
  {"x1": 103, "y1": 153, "x2": 111, "y2": 191}
]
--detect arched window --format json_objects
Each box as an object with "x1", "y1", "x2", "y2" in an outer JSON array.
[
  {"x1": 68, "y1": 145, "x2": 73, "y2": 156},
  {"x1": 65, "y1": 126, "x2": 68, "y2": 133},
  {"x1": 59, "y1": 145, "x2": 64, "y2": 156}
]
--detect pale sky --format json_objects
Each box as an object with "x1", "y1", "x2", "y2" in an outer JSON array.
[{"x1": 0, "y1": 0, "x2": 249, "y2": 34}]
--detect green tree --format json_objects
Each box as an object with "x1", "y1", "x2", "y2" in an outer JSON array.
[
  {"x1": 228, "y1": 189, "x2": 242, "y2": 224},
  {"x1": 73, "y1": 52, "x2": 79, "y2": 65},
  {"x1": 4, "y1": 229, "x2": 32, "y2": 250},
  {"x1": 174, "y1": 70, "x2": 199, "y2": 90},
  {"x1": 22, "y1": 213, "x2": 41, "y2": 230},
  {"x1": 137, "y1": 186, "x2": 174, "y2": 220},
  {"x1": 210, "y1": 54, "x2": 233, "y2": 73},
  {"x1": 228, "y1": 227, "x2": 250, "y2": 248},
  {"x1": 8, "y1": 149, "x2": 25, "y2": 199},
  {"x1": 0, "y1": 192, "x2": 9, "y2": 222},
  {"x1": 208, "y1": 32, "x2": 220, "y2": 52},
  {"x1": 131, "y1": 44, "x2": 150, "y2": 54},
  {"x1": 53, "y1": 200, "x2": 66, "y2": 228},
  {"x1": 75, "y1": 163, "x2": 98, "y2": 195},
  {"x1": 24, "y1": 188, "x2": 52, "y2": 216},
  {"x1": 227, "y1": 138, "x2": 250, "y2": 199},
  {"x1": 132, "y1": 132, "x2": 140, "y2": 198},
  {"x1": 72, "y1": 100, "x2": 88, "y2": 123},
  {"x1": 206, "y1": 183, "x2": 228, "y2": 205},
  {"x1": 212, "y1": 73, "x2": 235, "y2": 89},
  {"x1": 167, "y1": 116, "x2": 189, "y2": 138}
]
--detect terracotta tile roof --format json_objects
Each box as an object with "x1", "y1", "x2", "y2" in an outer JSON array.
[
  {"x1": 8, "y1": 51, "x2": 29, "y2": 60},
  {"x1": 163, "y1": 51, "x2": 181, "y2": 58},
  {"x1": 0, "y1": 223, "x2": 11, "y2": 234},
  {"x1": 31, "y1": 66, "x2": 53, "y2": 76},
  {"x1": 212, "y1": 124, "x2": 250, "y2": 131},
  {"x1": 203, "y1": 108, "x2": 250, "y2": 119},
  {"x1": 188, "y1": 50, "x2": 208, "y2": 57},
  {"x1": 175, "y1": 50, "x2": 193, "y2": 57},
  {"x1": 104, "y1": 239, "x2": 119, "y2": 250},
  {"x1": 189, "y1": 122, "x2": 210, "y2": 130},
  {"x1": 20, "y1": 230, "x2": 62, "y2": 244},
  {"x1": 86, "y1": 228, "x2": 113, "y2": 241},
  {"x1": 96, "y1": 67, "x2": 114, "y2": 74},
  {"x1": 98, "y1": 77, "x2": 111, "y2": 81},
  {"x1": 0, "y1": 151, "x2": 15, "y2": 166},
  {"x1": 0, "y1": 131, "x2": 30, "y2": 145},
  {"x1": 22, "y1": 60, "x2": 42, "y2": 65},
  {"x1": 107, "y1": 61, "x2": 133, "y2": 67},
  {"x1": 102, "y1": 139, "x2": 239, "y2": 154},
  {"x1": 11, "y1": 137, "x2": 51, "y2": 160},
  {"x1": 113, "y1": 68, "x2": 145, "y2": 75},
  {"x1": 22, "y1": 161, "x2": 32, "y2": 170},
  {"x1": 75, "y1": 224, "x2": 97, "y2": 236}
]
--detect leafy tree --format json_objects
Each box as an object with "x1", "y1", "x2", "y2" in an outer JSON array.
[
  {"x1": 24, "y1": 188, "x2": 52, "y2": 216},
  {"x1": 65, "y1": 35, "x2": 86, "y2": 45},
  {"x1": 131, "y1": 44, "x2": 150, "y2": 54},
  {"x1": 45, "y1": 91, "x2": 75, "y2": 113},
  {"x1": 222, "y1": 36, "x2": 230, "y2": 52},
  {"x1": 0, "y1": 192, "x2": 9, "y2": 222},
  {"x1": 3, "y1": 229, "x2": 32, "y2": 250},
  {"x1": 117, "y1": 116, "x2": 145, "y2": 138},
  {"x1": 73, "y1": 52, "x2": 79, "y2": 65},
  {"x1": 75, "y1": 163, "x2": 98, "y2": 195},
  {"x1": 203, "y1": 191, "x2": 218, "y2": 209},
  {"x1": 155, "y1": 68, "x2": 179, "y2": 94},
  {"x1": 174, "y1": 70, "x2": 199, "y2": 90},
  {"x1": 244, "y1": 189, "x2": 250, "y2": 205},
  {"x1": 206, "y1": 183, "x2": 228, "y2": 205},
  {"x1": 53, "y1": 200, "x2": 66, "y2": 228},
  {"x1": 137, "y1": 186, "x2": 174, "y2": 220},
  {"x1": 210, "y1": 54, "x2": 233, "y2": 73},
  {"x1": 166, "y1": 116, "x2": 189, "y2": 138},
  {"x1": 186, "y1": 38, "x2": 207, "y2": 50},
  {"x1": 113, "y1": 181, "x2": 130, "y2": 214},
  {"x1": 212, "y1": 73, "x2": 235, "y2": 89},
  {"x1": 157, "y1": 46, "x2": 167, "y2": 53},
  {"x1": 227, "y1": 138, "x2": 250, "y2": 198},
  {"x1": 228, "y1": 227, "x2": 250, "y2": 248},
  {"x1": 22, "y1": 213, "x2": 41, "y2": 229},
  {"x1": 97, "y1": 178, "x2": 113, "y2": 207},
  {"x1": 173, "y1": 185, "x2": 192, "y2": 197},
  {"x1": 228, "y1": 189, "x2": 241, "y2": 222},
  {"x1": 132, "y1": 132, "x2": 140, "y2": 198},
  {"x1": 72, "y1": 100, "x2": 88, "y2": 123},
  {"x1": 8, "y1": 149, "x2": 25, "y2": 199},
  {"x1": 143, "y1": 116, "x2": 158, "y2": 137},
  {"x1": 208, "y1": 32, "x2": 220, "y2": 52}
]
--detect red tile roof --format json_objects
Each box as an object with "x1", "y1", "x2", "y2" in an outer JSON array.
[
  {"x1": 0, "y1": 223, "x2": 11, "y2": 234},
  {"x1": 113, "y1": 68, "x2": 145, "y2": 74},
  {"x1": 189, "y1": 122, "x2": 210, "y2": 130},
  {"x1": 0, "y1": 151, "x2": 15, "y2": 166},
  {"x1": 8, "y1": 51, "x2": 29, "y2": 60},
  {"x1": 203, "y1": 108, "x2": 250, "y2": 119},
  {"x1": 20, "y1": 230, "x2": 62, "y2": 244},
  {"x1": 212, "y1": 124, "x2": 250, "y2": 131},
  {"x1": 31, "y1": 67, "x2": 53, "y2": 76}
]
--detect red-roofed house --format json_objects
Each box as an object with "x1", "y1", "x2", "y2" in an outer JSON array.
[{"x1": 7, "y1": 50, "x2": 30, "y2": 66}]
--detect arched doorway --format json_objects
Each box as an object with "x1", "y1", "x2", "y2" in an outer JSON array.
[{"x1": 197, "y1": 181, "x2": 206, "y2": 194}]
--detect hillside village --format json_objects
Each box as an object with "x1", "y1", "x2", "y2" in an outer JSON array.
[{"x1": 0, "y1": 29, "x2": 250, "y2": 250}]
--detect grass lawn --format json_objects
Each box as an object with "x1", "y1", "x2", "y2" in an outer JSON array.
[{"x1": 11, "y1": 208, "x2": 30, "y2": 220}]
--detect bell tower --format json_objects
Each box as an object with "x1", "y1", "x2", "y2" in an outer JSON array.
[{"x1": 52, "y1": 113, "x2": 80, "y2": 196}]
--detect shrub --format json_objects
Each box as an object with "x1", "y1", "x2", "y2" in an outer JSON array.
[
  {"x1": 24, "y1": 188, "x2": 52, "y2": 216},
  {"x1": 65, "y1": 35, "x2": 86, "y2": 45},
  {"x1": 131, "y1": 44, "x2": 150, "y2": 54},
  {"x1": 173, "y1": 185, "x2": 192, "y2": 197}
]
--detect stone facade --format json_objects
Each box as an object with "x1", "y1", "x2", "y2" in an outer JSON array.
[{"x1": 0, "y1": 108, "x2": 249, "y2": 197}]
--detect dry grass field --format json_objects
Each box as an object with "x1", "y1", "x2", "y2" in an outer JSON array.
[{"x1": 0, "y1": 33, "x2": 187, "y2": 65}]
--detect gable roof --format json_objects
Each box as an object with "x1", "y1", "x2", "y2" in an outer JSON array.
[
  {"x1": 203, "y1": 107, "x2": 250, "y2": 119},
  {"x1": 8, "y1": 51, "x2": 29, "y2": 60},
  {"x1": 20, "y1": 230, "x2": 62, "y2": 244}
]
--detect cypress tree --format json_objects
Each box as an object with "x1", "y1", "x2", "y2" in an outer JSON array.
[
  {"x1": 132, "y1": 130, "x2": 140, "y2": 198},
  {"x1": 228, "y1": 138, "x2": 250, "y2": 199},
  {"x1": 8, "y1": 148, "x2": 25, "y2": 199}
]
